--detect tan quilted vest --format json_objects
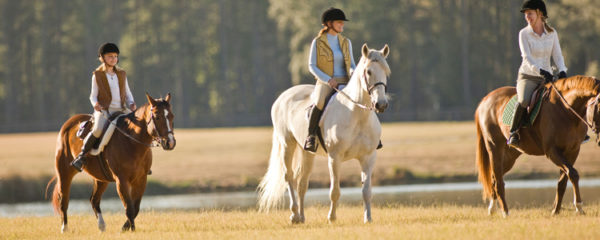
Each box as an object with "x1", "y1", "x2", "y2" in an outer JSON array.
[
  {"x1": 315, "y1": 33, "x2": 352, "y2": 78},
  {"x1": 93, "y1": 65, "x2": 127, "y2": 110}
]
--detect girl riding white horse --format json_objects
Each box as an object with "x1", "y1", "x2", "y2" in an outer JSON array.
[{"x1": 258, "y1": 44, "x2": 390, "y2": 224}]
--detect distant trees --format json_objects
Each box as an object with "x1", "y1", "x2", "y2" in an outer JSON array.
[{"x1": 0, "y1": 0, "x2": 597, "y2": 132}]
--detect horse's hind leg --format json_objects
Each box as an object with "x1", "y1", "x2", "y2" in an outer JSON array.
[
  {"x1": 551, "y1": 170, "x2": 568, "y2": 215},
  {"x1": 53, "y1": 151, "x2": 78, "y2": 233},
  {"x1": 90, "y1": 180, "x2": 109, "y2": 232},
  {"x1": 295, "y1": 148, "x2": 315, "y2": 223},
  {"x1": 491, "y1": 148, "x2": 512, "y2": 217},
  {"x1": 359, "y1": 152, "x2": 376, "y2": 223},
  {"x1": 282, "y1": 141, "x2": 301, "y2": 224}
]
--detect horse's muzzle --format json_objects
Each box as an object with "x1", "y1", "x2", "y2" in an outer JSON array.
[
  {"x1": 161, "y1": 133, "x2": 176, "y2": 150},
  {"x1": 375, "y1": 101, "x2": 388, "y2": 113}
]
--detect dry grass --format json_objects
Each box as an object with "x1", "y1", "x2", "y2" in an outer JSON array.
[
  {"x1": 2, "y1": 204, "x2": 600, "y2": 239},
  {"x1": 2, "y1": 122, "x2": 600, "y2": 187}
]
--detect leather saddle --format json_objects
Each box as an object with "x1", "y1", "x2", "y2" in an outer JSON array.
[{"x1": 76, "y1": 111, "x2": 125, "y2": 142}]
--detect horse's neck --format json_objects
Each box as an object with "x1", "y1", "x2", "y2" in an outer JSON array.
[
  {"x1": 558, "y1": 88, "x2": 595, "y2": 115},
  {"x1": 124, "y1": 105, "x2": 153, "y2": 142},
  {"x1": 340, "y1": 61, "x2": 370, "y2": 113}
]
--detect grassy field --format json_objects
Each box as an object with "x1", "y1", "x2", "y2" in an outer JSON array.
[
  {"x1": 2, "y1": 122, "x2": 600, "y2": 188},
  {"x1": 2, "y1": 204, "x2": 600, "y2": 239}
]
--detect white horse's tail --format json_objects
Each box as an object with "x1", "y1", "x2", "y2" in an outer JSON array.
[{"x1": 257, "y1": 130, "x2": 288, "y2": 212}]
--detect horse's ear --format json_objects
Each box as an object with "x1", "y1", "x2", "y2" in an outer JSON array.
[
  {"x1": 362, "y1": 43, "x2": 369, "y2": 58},
  {"x1": 165, "y1": 92, "x2": 171, "y2": 103},
  {"x1": 381, "y1": 44, "x2": 389, "y2": 58},
  {"x1": 146, "y1": 92, "x2": 157, "y2": 106}
]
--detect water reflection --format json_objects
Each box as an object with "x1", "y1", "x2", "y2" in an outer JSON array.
[{"x1": 2, "y1": 178, "x2": 600, "y2": 217}]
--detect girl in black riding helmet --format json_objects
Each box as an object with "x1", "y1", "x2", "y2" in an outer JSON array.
[{"x1": 71, "y1": 43, "x2": 136, "y2": 172}]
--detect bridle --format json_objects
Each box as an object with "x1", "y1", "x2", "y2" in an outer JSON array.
[
  {"x1": 147, "y1": 106, "x2": 174, "y2": 147},
  {"x1": 332, "y1": 64, "x2": 388, "y2": 111}
]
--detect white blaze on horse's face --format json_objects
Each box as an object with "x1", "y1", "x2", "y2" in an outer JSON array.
[
  {"x1": 362, "y1": 44, "x2": 390, "y2": 113},
  {"x1": 164, "y1": 109, "x2": 176, "y2": 149}
]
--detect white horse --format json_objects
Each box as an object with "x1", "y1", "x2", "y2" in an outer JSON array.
[{"x1": 258, "y1": 44, "x2": 390, "y2": 224}]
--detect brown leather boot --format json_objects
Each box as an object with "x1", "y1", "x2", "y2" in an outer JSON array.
[
  {"x1": 71, "y1": 134, "x2": 99, "y2": 172},
  {"x1": 303, "y1": 106, "x2": 323, "y2": 152},
  {"x1": 507, "y1": 105, "x2": 527, "y2": 147}
]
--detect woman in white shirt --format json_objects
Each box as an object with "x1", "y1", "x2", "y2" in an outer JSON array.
[
  {"x1": 508, "y1": 0, "x2": 567, "y2": 147},
  {"x1": 71, "y1": 43, "x2": 136, "y2": 171}
]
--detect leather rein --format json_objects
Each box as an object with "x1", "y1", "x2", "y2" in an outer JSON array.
[
  {"x1": 331, "y1": 67, "x2": 387, "y2": 111},
  {"x1": 549, "y1": 81, "x2": 599, "y2": 133},
  {"x1": 102, "y1": 108, "x2": 168, "y2": 148}
]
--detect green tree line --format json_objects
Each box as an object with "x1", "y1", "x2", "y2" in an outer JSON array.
[{"x1": 0, "y1": 0, "x2": 598, "y2": 132}]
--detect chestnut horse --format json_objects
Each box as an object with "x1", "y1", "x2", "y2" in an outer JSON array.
[
  {"x1": 475, "y1": 75, "x2": 600, "y2": 217},
  {"x1": 47, "y1": 93, "x2": 176, "y2": 232}
]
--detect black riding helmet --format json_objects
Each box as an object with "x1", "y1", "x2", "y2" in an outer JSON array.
[
  {"x1": 98, "y1": 42, "x2": 120, "y2": 57},
  {"x1": 321, "y1": 7, "x2": 349, "y2": 25},
  {"x1": 520, "y1": 0, "x2": 548, "y2": 18}
]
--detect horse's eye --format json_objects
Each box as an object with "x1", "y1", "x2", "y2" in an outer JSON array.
[{"x1": 367, "y1": 70, "x2": 372, "y2": 76}]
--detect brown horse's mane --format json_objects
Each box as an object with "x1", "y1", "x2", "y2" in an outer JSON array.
[{"x1": 552, "y1": 75, "x2": 600, "y2": 95}]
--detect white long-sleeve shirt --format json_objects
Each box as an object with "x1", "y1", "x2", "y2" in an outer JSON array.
[
  {"x1": 518, "y1": 25, "x2": 567, "y2": 76},
  {"x1": 89, "y1": 73, "x2": 135, "y2": 109}
]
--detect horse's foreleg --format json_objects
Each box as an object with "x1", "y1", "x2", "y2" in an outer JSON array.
[
  {"x1": 548, "y1": 149, "x2": 584, "y2": 215},
  {"x1": 90, "y1": 180, "x2": 109, "y2": 232},
  {"x1": 552, "y1": 170, "x2": 568, "y2": 215},
  {"x1": 359, "y1": 153, "x2": 376, "y2": 223},
  {"x1": 327, "y1": 156, "x2": 341, "y2": 223},
  {"x1": 567, "y1": 166, "x2": 584, "y2": 214},
  {"x1": 116, "y1": 180, "x2": 137, "y2": 231},
  {"x1": 296, "y1": 150, "x2": 315, "y2": 224}
]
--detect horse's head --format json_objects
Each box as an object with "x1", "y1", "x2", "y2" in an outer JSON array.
[
  {"x1": 361, "y1": 43, "x2": 391, "y2": 113},
  {"x1": 146, "y1": 93, "x2": 176, "y2": 150},
  {"x1": 586, "y1": 93, "x2": 600, "y2": 146}
]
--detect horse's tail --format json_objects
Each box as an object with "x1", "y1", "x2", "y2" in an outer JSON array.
[
  {"x1": 475, "y1": 111, "x2": 493, "y2": 200},
  {"x1": 45, "y1": 176, "x2": 61, "y2": 213},
  {"x1": 257, "y1": 129, "x2": 288, "y2": 212}
]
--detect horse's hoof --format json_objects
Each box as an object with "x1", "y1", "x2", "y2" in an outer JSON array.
[
  {"x1": 122, "y1": 221, "x2": 131, "y2": 232},
  {"x1": 575, "y1": 202, "x2": 585, "y2": 215},
  {"x1": 502, "y1": 211, "x2": 509, "y2": 218},
  {"x1": 290, "y1": 214, "x2": 303, "y2": 224},
  {"x1": 328, "y1": 215, "x2": 337, "y2": 223},
  {"x1": 61, "y1": 224, "x2": 68, "y2": 233},
  {"x1": 98, "y1": 213, "x2": 106, "y2": 232},
  {"x1": 364, "y1": 217, "x2": 372, "y2": 224}
]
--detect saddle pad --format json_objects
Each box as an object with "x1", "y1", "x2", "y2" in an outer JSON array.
[
  {"x1": 90, "y1": 114, "x2": 126, "y2": 156},
  {"x1": 501, "y1": 89, "x2": 545, "y2": 126}
]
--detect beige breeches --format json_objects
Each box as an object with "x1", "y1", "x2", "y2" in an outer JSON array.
[
  {"x1": 516, "y1": 73, "x2": 544, "y2": 108},
  {"x1": 91, "y1": 108, "x2": 129, "y2": 137},
  {"x1": 311, "y1": 77, "x2": 349, "y2": 110}
]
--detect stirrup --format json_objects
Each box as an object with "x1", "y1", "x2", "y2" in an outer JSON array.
[
  {"x1": 304, "y1": 136, "x2": 317, "y2": 152},
  {"x1": 582, "y1": 135, "x2": 591, "y2": 144},
  {"x1": 507, "y1": 132, "x2": 520, "y2": 147},
  {"x1": 71, "y1": 156, "x2": 85, "y2": 172}
]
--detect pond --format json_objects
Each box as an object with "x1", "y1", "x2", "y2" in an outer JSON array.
[{"x1": 2, "y1": 178, "x2": 600, "y2": 217}]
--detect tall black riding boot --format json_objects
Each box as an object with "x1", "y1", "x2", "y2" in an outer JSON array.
[
  {"x1": 507, "y1": 104, "x2": 527, "y2": 147},
  {"x1": 304, "y1": 106, "x2": 323, "y2": 152},
  {"x1": 71, "y1": 134, "x2": 99, "y2": 172}
]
